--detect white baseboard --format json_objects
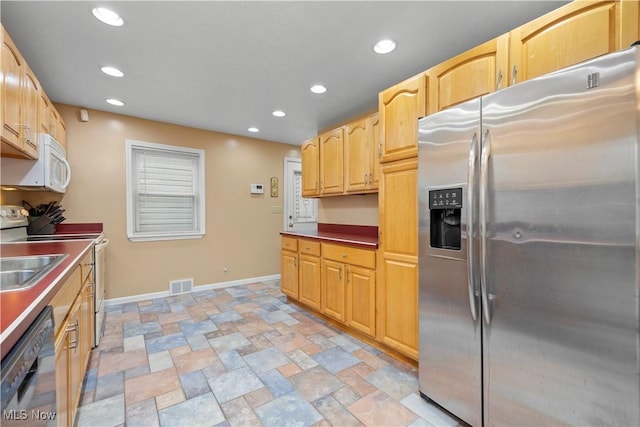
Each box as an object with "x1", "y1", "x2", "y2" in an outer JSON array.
[{"x1": 104, "y1": 274, "x2": 281, "y2": 306}]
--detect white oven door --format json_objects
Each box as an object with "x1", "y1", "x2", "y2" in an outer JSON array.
[{"x1": 94, "y1": 238, "x2": 109, "y2": 346}]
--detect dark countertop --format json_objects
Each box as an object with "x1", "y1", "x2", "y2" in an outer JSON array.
[
  {"x1": 280, "y1": 223, "x2": 378, "y2": 249},
  {"x1": 1, "y1": 224, "x2": 103, "y2": 360}
]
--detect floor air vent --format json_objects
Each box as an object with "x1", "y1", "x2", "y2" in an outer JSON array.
[{"x1": 170, "y1": 278, "x2": 194, "y2": 295}]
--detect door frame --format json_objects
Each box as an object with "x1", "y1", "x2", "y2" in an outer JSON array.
[{"x1": 283, "y1": 156, "x2": 317, "y2": 231}]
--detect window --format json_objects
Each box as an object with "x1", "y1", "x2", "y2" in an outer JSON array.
[{"x1": 126, "y1": 140, "x2": 205, "y2": 241}]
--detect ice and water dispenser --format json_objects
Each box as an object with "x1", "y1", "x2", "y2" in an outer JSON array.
[{"x1": 429, "y1": 188, "x2": 462, "y2": 250}]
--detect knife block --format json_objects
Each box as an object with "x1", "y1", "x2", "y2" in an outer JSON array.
[{"x1": 27, "y1": 215, "x2": 56, "y2": 235}]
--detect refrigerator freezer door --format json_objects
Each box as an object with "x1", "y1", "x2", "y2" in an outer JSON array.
[
  {"x1": 481, "y1": 48, "x2": 640, "y2": 425},
  {"x1": 418, "y1": 98, "x2": 482, "y2": 426}
]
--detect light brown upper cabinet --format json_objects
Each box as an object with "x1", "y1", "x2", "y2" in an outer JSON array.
[
  {"x1": 301, "y1": 137, "x2": 320, "y2": 197},
  {"x1": 22, "y1": 66, "x2": 40, "y2": 158},
  {"x1": 345, "y1": 113, "x2": 379, "y2": 193},
  {"x1": 2, "y1": 24, "x2": 66, "y2": 159},
  {"x1": 379, "y1": 72, "x2": 427, "y2": 163},
  {"x1": 509, "y1": 0, "x2": 629, "y2": 85},
  {"x1": 1, "y1": 26, "x2": 39, "y2": 159},
  {"x1": 47, "y1": 106, "x2": 67, "y2": 149},
  {"x1": 370, "y1": 114, "x2": 380, "y2": 188},
  {"x1": 426, "y1": 34, "x2": 509, "y2": 115},
  {"x1": 319, "y1": 127, "x2": 344, "y2": 195},
  {"x1": 2, "y1": 27, "x2": 23, "y2": 150},
  {"x1": 40, "y1": 90, "x2": 67, "y2": 148},
  {"x1": 39, "y1": 91, "x2": 51, "y2": 134}
]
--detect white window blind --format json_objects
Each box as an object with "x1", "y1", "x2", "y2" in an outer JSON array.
[
  {"x1": 293, "y1": 170, "x2": 317, "y2": 222},
  {"x1": 126, "y1": 140, "x2": 205, "y2": 241}
]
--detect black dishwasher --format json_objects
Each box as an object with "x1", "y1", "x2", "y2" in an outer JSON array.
[{"x1": 1, "y1": 306, "x2": 56, "y2": 426}]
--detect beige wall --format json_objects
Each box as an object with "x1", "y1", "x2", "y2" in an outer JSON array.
[
  {"x1": 3, "y1": 104, "x2": 300, "y2": 299},
  {"x1": 318, "y1": 194, "x2": 378, "y2": 226},
  {"x1": 0, "y1": 105, "x2": 382, "y2": 299}
]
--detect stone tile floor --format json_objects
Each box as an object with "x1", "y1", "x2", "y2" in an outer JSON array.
[{"x1": 77, "y1": 280, "x2": 461, "y2": 427}]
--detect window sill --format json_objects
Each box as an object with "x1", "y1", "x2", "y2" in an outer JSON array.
[{"x1": 127, "y1": 233, "x2": 205, "y2": 242}]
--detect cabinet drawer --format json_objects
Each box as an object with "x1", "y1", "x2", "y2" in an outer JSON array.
[
  {"x1": 322, "y1": 243, "x2": 375, "y2": 269},
  {"x1": 281, "y1": 236, "x2": 298, "y2": 252},
  {"x1": 299, "y1": 239, "x2": 320, "y2": 256}
]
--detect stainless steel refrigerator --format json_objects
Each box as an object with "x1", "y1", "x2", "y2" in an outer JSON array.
[{"x1": 418, "y1": 46, "x2": 640, "y2": 426}]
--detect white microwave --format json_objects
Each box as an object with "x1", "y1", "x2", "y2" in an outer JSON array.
[{"x1": 1, "y1": 134, "x2": 71, "y2": 193}]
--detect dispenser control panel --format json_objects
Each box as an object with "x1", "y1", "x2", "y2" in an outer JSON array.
[{"x1": 429, "y1": 188, "x2": 462, "y2": 209}]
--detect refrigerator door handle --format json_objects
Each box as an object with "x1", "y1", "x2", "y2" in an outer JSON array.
[
  {"x1": 479, "y1": 129, "x2": 492, "y2": 325},
  {"x1": 467, "y1": 132, "x2": 478, "y2": 322}
]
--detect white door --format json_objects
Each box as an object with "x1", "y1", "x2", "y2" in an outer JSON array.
[{"x1": 284, "y1": 157, "x2": 317, "y2": 232}]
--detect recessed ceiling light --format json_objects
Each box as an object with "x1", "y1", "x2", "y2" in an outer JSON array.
[
  {"x1": 106, "y1": 98, "x2": 125, "y2": 106},
  {"x1": 374, "y1": 39, "x2": 396, "y2": 54},
  {"x1": 100, "y1": 66, "x2": 124, "y2": 77},
  {"x1": 92, "y1": 7, "x2": 124, "y2": 26},
  {"x1": 248, "y1": 127, "x2": 259, "y2": 133},
  {"x1": 272, "y1": 110, "x2": 286, "y2": 117},
  {"x1": 310, "y1": 84, "x2": 327, "y2": 94}
]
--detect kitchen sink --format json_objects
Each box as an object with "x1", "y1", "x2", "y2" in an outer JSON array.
[{"x1": 0, "y1": 254, "x2": 67, "y2": 292}]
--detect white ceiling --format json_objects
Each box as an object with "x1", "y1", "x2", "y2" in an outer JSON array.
[{"x1": 1, "y1": 1, "x2": 568, "y2": 146}]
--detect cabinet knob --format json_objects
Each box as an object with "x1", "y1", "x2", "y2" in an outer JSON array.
[{"x1": 341, "y1": 253, "x2": 347, "y2": 258}]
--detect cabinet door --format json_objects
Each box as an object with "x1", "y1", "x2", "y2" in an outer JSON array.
[
  {"x1": 49, "y1": 108, "x2": 58, "y2": 140},
  {"x1": 620, "y1": 0, "x2": 639, "y2": 47},
  {"x1": 280, "y1": 250, "x2": 299, "y2": 298},
  {"x1": 509, "y1": 0, "x2": 621, "y2": 84},
  {"x1": 299, "y1": 254, "x2": 321, "y2": 310},
  {"x1": 369, "y1": 113, "x2": 380, "y2": 190},
  {"x1": 67, "y1": 300, "x2": 82, "y2": 424},
  {"x1": 345, "y1": 117, "x2": 370, "y2": 193},
  {"x1": 56, "y1": 115, "x2": 67, "y2": 149},
  {"x1": 301, "y1": 138, "x2": 319, "y2": 196},
  {"x1": 378, "y1": 258, "x2": 418, "y2": 360},
  {"x1": 55, "y1": 327, "x2": 70, "y2": 427},
  {"x1": 427, "y1": 34, "x2": 508, "y2": 115},
  {"x1": 346, "y1": 265, "x2": 376, "y2": 338},
  {"x1": 379, "y1": 158, "x2": 418, "y2": 258},
  {"x1": 22, "y1": 66, "x2": 39, "y2": 158},
  {"x1": 321, "y1": 259, "x2": 345, "y2": 322},
  {"x1": 39, "y1": 91, "x2": 50, "y2": 134},
  {"x1": 319, "y1": 127, "x2": 344, "y2": 195},
  {"x1": 378, "y1": 157, "x2": 419, "y2": 360},
  {"x1": 379, "y1": 72, "x2": 427, "y2": 163},
  {"x1": 1, "y1": 28, "x2": 22, "y2": 149}
]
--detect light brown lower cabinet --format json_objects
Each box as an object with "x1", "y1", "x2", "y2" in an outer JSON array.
[
  {"x1": 298, "y1": 239, "x2": 321, "y2": 311},
  {"x1": 280, "y1": 236, "x2": 299, "y2": 299},
  {"x1": 345, "y1": 265, "x2": 376, "y2": 338},
  {"x1": 52, "y1": 252, "x2": 94, "y2": 427},
  {"x1": 280, "y1": 232, "x2": 418, "y2": 361},
  {"x1": 321, "y1": 243, "x2": 376, "y2": 338},
  {"x1": 281, "y1": 236, "x2": 378, "y2": 339},
  {"x1": 320, "y1": 259, "x2": 346, "y2": 322},
  {"x1": 54, "y1": 320, "x2": 70, "y2": 427}
]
